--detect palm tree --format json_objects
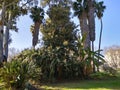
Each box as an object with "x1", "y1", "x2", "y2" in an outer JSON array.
[
  {"x1": 73, "y1": 0, "x2": 90, "y2": 49},
  {"x1": 95, "y1": 1, "x2": 106, "y2": 71},
  {"x1": 87, "y1": 0, "x2": 95, "y2": 51},
  {"x1": 30, "y1": 6, "x2": 44, "y2": 48},
  {"x1": 73, "y1": 0, "x2": 94, "y2": 75},
  {"x1": 86, "y1": 0, "x2": 96, "y2": 72}
]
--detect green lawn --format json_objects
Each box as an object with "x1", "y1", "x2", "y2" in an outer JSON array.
[
  {"x1": 40, "y1": 78, "x2": 120, "y2": 90},
  {"x1": 1, "y1": 78, "x2": 120, "y2": 90},
  {"x1": 1, "y1": 72, "x2": 120, "y2": 90}
]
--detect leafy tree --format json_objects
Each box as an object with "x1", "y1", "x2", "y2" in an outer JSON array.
[
  {"x1": 42, "y1": 5, "x2": 76, "y2": 48},
  {"x1": 104, "y1": 46, "x2": 120, "y2": 69},
  {"x1": 0, "y1": 0, "x2": 20, "y2": 62},
  {"x1": 38, "y1": 1, "x2": 79, "y2": 80},
  {"x1": 40, "y1": 0, "x2": 72, "y2": 7},
  {"x1": 0, "y1": 0, "x2": 38, "y2": 62},
  {"x1": 3, "y1": 1, "x2": 20, "y2": 60}
]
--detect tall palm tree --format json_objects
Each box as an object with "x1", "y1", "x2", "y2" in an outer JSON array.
[
  {"x1": 87, "y1": 0, "x2": 95, "y2": 51},
  {"x1": 30, "y1": 6, "x2": 44, "y2": 48},
  {"x1": 73, "y1": 0, "x2": 93, "y2": 75},
  {"x1": 73, "y1": 0, "x2": 90, "y2": 49},
  {"x1": 86, "y1": 0, "x2": 96, "y2": 72},
  {"x1": 95, "y1": 1, "x2": 106, "y2": 71}
]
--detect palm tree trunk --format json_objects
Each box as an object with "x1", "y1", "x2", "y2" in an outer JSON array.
[
  {"x1": 32, "y1": 22, "x2": 40, "y2": 48},
  {"x1": 97, "y1": 18, "x2": 103, "y2": 72},
  {"x1": 0, "y1": 2, "x2": 5, "y2": 62},
  {"x1": 87, "y1": 0, "x2": 96, "y2": 72},
  {"x1": 87, "y1": 0, "x2": 95, "y2": 48},
  {"x1": 0, "y1": 23, "x2": 3, "y2": 63},
  {"x1": 79, "y1": 11, "x2": 90, "y2": 49},
  {"x1": 91, "y1": 41, "x2": 96, "y2": 72}
]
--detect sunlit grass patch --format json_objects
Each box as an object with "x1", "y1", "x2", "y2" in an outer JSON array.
[{"x1": 40, "y1": 77, "x2": 120, "y2": 90}]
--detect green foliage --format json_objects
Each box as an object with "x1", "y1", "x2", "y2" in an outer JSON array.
[
  {"x1": 73, "y1": 0, "x2": 89, "y2": 17},
  {"x1": 41, "y1": 5, "x2": 76, "y2": 49},
  {"x1": 33, "y1": 47, "x2": 85, "y2": 82},
  {"x1": 8, "y1": 34, "x2": 105, "y2": 83},
  {"x1": 13, "y1": 47, "x2": 81, "y2": 82},
  {"x1": 0, "y1": 58, "x2": 41, "y2": 90},
  {"x1": 48, "y1": 5, "x2": 70, "y2": 25},
  {"x1": 38, "y1": 4, "x2": 83, "y2": 81},
  {"x1": 14, "y1": 49, "x2": 37, "y2": 61},
  {"x1": 0, "y1": 0, "x2": 107, "y2": 86},
  {"x1": 38, "y1": 2, "x2": 105, "y2": 81},
  {"x1": 94, "y1": 1, "x2": 106, "y2": 19},
  {"x1": 89, "y1": 72, "x2": 116, "y2": 80},
  {"x1": 75, "y1": 37, "x2": 105, "y2": 68},
  {"x1": 30, "y1": 6, "x2": 44, "y2": 22}
]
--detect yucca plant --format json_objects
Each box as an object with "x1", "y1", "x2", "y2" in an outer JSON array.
[{"x1": 75, "y1": 36, "x2": 105, "y2": 76}]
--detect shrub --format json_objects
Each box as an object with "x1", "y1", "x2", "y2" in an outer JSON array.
[
  {"x1": 32, "y1": 47, "x2": 85, "y2": 82},
  {"x1": 6, "y1": 45, "x2": 105, "y2": 83},
  {"x1": 0, "y1": 59, "x2": 41, "y2": 90},
  {"x1": 89, "y1": 72, "x2": 115, "y2": 80}
]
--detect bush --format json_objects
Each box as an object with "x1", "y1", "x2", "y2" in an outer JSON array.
[
  {"x1": 0, "y1": 59, "x2": 41, "y2": 90},
  {"x1": 89, "y1": 72, "x2": 116, "y2": 80},
  {"x1": 31, "y1": 47, "x2": 85, "y2": 82},
  {"x1": 6, "y1": 45, "x2": 105, "y2": 83}
]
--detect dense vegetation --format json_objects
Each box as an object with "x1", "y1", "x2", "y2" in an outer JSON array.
[{"x1": 1, "y1": 0, "x2": 119, "y2": 90}]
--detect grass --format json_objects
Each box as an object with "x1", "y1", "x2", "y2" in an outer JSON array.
[
  {"x1": 1, "y1": 71, "x2": 120, "y2": 90},
  {"x1": 39, "y1": 77, "x2": 120, "y2": 90},
  {"x1": 1, "y1": 77, "x2": 120, "y2": 90}
]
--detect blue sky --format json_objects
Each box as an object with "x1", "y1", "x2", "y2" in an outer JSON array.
[{"x1": 9, "y1": 0, "x2": 120, "y2": 50}]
